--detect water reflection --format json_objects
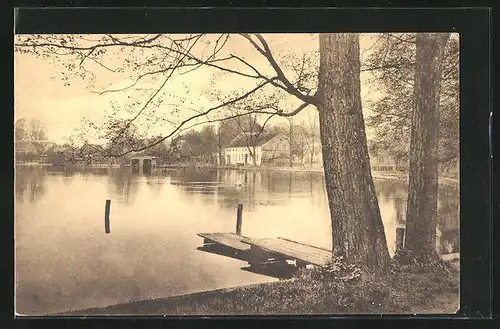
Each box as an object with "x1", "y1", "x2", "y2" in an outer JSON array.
[
  {"x1": 374, "y1": 179, "x2": 460, "y2": 255},
  {"x1": 15, "y1": 167, "x2": 46, "y2": 203},
  {"x1": 437, "y1": 186, "x2": 460, "y2": 254},
  {"x1": 109, "y1": 169, "x2": 139, "y2": 204},
  {"x1": 15, "y1": 166, "x2": 459, "y2": 315}
]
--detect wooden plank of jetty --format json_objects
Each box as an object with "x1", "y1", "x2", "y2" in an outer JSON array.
[
  {"x1": 441, "y1": 252, "x2": 460, "y2": 262},
  {"x1": 243, "y1": 237, "x2": 332, "y2": 266},
  {"x1": 197, "y1": 232, "x2": 251, "y2": 251}
]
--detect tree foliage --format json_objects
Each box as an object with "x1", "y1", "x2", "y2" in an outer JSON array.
[
  {"x1": 364, "y1": 33, "x2": 459, "y2": 170},
  {"x1": 15, "y1": 118, "x2": 47, "y2": 142},
  {"x1": 15, "y1": 118, "x2": 28, "y2": 141}
]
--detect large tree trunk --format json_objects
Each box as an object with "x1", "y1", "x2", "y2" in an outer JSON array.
[
  {"x1": 404, "y1": 33, "x2": 450, "y2": 263},
  {"x1": 317, "y1": 33, "x2": 390, "y2": 271}
]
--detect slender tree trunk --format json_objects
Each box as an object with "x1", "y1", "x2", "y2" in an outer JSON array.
[
  {"x1": 404, "y1": 33, "x2": 450, "y2": 263},
  {"x1": 317, "y1": 33, "x2": 390, "y2": 271},
  {"x1": 300, "y1": 143, "x2": 305, "y2": 166},
  {"x1": 217, "y1": 128, "x2": 222, "y2": 166},
  {"x1": 289, "y1": 123, "x2": 293, "y2": 167},
  {"x1": 310, "y1": 118, "x2": 316, "y2": 168}
]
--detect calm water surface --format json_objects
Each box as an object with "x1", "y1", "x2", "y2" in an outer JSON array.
[{"x1": 15, "y1": 166, "x2": 459, "y2": 315}]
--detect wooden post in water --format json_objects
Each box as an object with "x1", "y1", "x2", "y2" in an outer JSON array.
[
  {"x1": 395, "y1": 226, "x2": 405, "y2": 253},
  {"x1": 105, "y1": 199, "x2": 111, "y2": 234},
  {"x1": 236, "y1": 203, "x2": 243, "y2": 235}
]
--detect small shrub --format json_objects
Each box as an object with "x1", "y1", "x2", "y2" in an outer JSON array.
[{"x1": 296, "y1": 256, "x2": 362, "y2": 284}]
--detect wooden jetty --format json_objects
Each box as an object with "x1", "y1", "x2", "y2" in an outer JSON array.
[
  {"x1": 197, "y1": 232, "x2": 251, "y2": 252},
  {"x1": 197, "y1": 232, "x2": 331, "y2": 268},
  {"x1": 197, "y1": 232, "x2": 459, "y2": 272},
  {"x1": 244, "y1": 237, "x2": 331, "y2": 267},
  {"x1": 196, "y1": 203, "x2": 460, "y2": 277},
  {"x1": 441, "y1": 252, "x2": 460, "y2": 262},
  {"x1": 196, "y1": 232, "x2": 251, "y2": 261},
  {"x1": 197, "y1": 204, "x2": 331, "y2": 270}
]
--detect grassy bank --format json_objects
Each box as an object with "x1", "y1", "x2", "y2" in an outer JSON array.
[{"x1": 63, "y1": 259, "x2": 459, "y2": 316}]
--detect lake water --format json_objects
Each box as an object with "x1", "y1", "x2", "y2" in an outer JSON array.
[{"x1": 14, "y1": 166, "x2": 459, "y2": 315}]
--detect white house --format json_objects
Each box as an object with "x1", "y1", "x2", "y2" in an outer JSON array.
[{"x1": 221, "y1": 132, "x2": 289, "y2": 166}]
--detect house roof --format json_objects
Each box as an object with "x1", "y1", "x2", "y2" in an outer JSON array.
[{"x1": 226, "y1": 133, "x2": 280, "y2": 148}]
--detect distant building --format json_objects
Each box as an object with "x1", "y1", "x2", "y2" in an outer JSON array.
[
  {"x1": 130, "y1": 156, "x2": 158, "y2": 173},
  {"x1": 220, "y1": 132, "x2": 289, "y2": 166}
]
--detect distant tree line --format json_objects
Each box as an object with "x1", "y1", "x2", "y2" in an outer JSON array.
[{"x1": 15, "y1": 118, "x2": 49, "y2": 162}]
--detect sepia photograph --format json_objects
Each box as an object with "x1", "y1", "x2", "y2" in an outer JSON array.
[{"x1": 14, "y1": 32, "x2": 460, "y2": 316}]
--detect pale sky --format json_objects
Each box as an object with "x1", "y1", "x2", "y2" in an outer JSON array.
[{"x1": 14, "y1": 33, "x2": 382, "y2": 144}]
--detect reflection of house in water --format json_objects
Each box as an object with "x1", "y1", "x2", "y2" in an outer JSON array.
[
  {"x1": 219, "y1": 133, "x2": 289, "y2": 166},
  {"x1": 130, "y1": 156, "x2": 157, "y2": 174},
  {"x1": 219, "y1": 170, "x2": 261, "y2": 186}
]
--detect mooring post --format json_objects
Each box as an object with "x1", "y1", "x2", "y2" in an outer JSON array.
[
  {"x1": 236, "y1": 203, "x2": 243, "y2": 235},
  {"x1": 105, "y1": 199, "x2": 111, "y2": 234},
  {"x1": 395, "y1": 226, "x2": 405, "y2": 253}
]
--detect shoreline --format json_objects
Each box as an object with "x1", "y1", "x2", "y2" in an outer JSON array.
[{"x1": 15, "y1": 162, "x2": 459, "y2": 188}]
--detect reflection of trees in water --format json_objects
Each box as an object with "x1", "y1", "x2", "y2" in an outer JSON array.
[
  {"x1": 109, "y1": 169, "x2": 138, "y2": 204},
  {"x1": 437, "y1": 227, "x2": 460, "y2": 254},
  {"x1": 15, "y1": 167, "x2": 46, "y2": 203},
  {"x1": 211, "y1": 170, "x2": 327, "y2": 210},
  {"x1": 262, "y1": 171, "x2": 294, "y2": 195},
  {"x1": 375, "y1": 180, "x2": 408, "y2": 226},
  {"x1": 436, "y1": 186, "x2": 460, "y2": 253},
  {"x1": 144, "y1": 175, "x2": 165, "y2": 193},
  {"x1": 246, "y1": 171, "x2": 258, "y2": 211},
  {"x1": 374, "y1": 179, "x2": 459, "y2": 253},
  {"x1": 216, "y1": 172, "x2": 254, "y2": 210},
  {"x1": 167, "y1": 167, "x2": 218, "y2": 184},
  {"x1": 438, "y1": 186, "x2": 459, "y2": 227},
  {"x1": 45, "y1": 166, "x2": 112, "y2": 178},
  {"x1": 375, "y1": 180, "x2": 408, "y2": 204}
]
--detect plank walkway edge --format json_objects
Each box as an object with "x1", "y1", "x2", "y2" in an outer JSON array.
[
  {"x1": 197, "y1": 233, "x2": 459, "y2": 266},
  {"x1": 197, "y1": 232, "x2": 251, "y2": 251},
  {"x1": 242, "y1": 236, "x2": 332, "y2": 266}
]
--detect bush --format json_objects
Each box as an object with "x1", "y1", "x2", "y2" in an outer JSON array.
[{"x1": 296, "y1": 256, "x2": 361, "y2": 283}]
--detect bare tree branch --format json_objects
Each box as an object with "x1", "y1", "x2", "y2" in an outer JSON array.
[
  {"x1": 109, "y1": 79, "x2": 275, "y2": 157},
  {"x1": 116, "y1": 35, "x2": 202, "y2": 138},
  {"x1": 241, "y1": 33, "x2": 319, "y2": 106},
  {"x1": 387, "y1": 33, "x2": 417, "y2": 44}
]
